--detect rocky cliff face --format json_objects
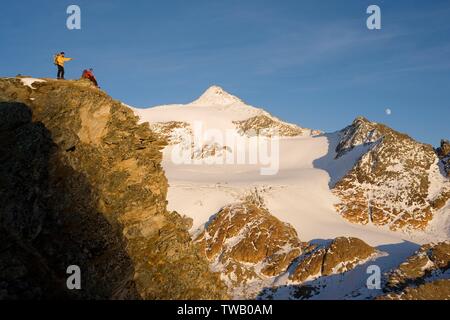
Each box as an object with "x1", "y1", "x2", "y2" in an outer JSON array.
[
  {"x1": 333, "y1": 117, "x2": 449, "y2": 230},
  {"x1": 379, "y1": 241, "x2": 450, "y2": 300},
  {"x1": 0, "y1": 77, "x2": 227, "y2": 299}
]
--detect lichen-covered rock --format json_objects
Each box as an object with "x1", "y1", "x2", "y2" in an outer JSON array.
[
  {"x1": 333, "y1": 117, "x2": 449, "y2": 231},
  {"x1": 290, "y1": 237, "x2": 377, "y2": 282},
  {"x1": 0, "y1": 77, "x2": 227, "y2": 300}
]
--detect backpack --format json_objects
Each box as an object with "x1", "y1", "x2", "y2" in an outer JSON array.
[{"x1": 53, "y1": 54, "x2": 59, "y2": 66}]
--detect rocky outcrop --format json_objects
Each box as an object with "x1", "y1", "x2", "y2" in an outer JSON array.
[
  {"x1": 257, "y1": 237, "x2": 378, "y2": 300},
  {"x1": 191, "y1": 143, "x2": 232, "y2": 160},
  {"x1": 379, "y1": 279, "x2": 450, "y2": 300},
  {"x1": 147, "y1": 121, "x2": 233, "y2": 161},
  {"x1": 377, "y1": 241, "x2": 450, "y2": 300},
  {"x1": 437, "y1": 139, "x2": 450, "y2": 178},
  {"x1": 195, "y1": 197, "x2": 306, "y2": 293},
  {"x1": 0, "y1": 77, "x2": 227, "y2": 299},
  {"x1": 383, "y1": 241, "x2": 450, "y2": 293},
  {"x1": 335, "y1": 116, "x2": 382, "y2": 158},
  {"x1": 195, "y1": 192, "x2": 378, "y2": 298},
  {"x1": 233, "y1": 114, "x2": 319, "y2": 137},
  {"x1": 437, "y1": 140, "x2": 450, "y2": 159},
  {"x1": 148, "y1": 121, "x2": 192, "y2": 145},
  {"x1": 289, "y1": 237, "x2": 377, "y2": 282},
  {"x1": 431, "y1": 140, "x2": 450, "y2": 210},
  {"x1": 333, "y1": 117, "x2": 448, "y2": 230}
]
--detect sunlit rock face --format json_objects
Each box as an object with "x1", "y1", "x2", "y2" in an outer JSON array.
[
  {"x1": 0, "y1": 78, "x2": 228, "y2": 300},
  {"x1": 333, "y1": 117, "x2": 449, "y2": 231},
  {"x1": 379, "y1": 241, "x2": 450, "y2": 300}
]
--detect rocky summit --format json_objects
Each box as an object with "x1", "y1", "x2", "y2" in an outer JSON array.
[
  {"x1": 195, "y1": 196, "x2": 306, "y2": 297},
  {"x1": 0, "y1": 77, "x2": 227, "y2": 300},
  {"x1": 333, "y1": 117, "x2": 450, "y2": 230}
]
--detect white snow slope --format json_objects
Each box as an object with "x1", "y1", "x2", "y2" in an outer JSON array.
[{"x1": 129, "y1": 86, "x2": 450, "y2": 299}]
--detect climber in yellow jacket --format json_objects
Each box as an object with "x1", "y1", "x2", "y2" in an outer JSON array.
[{"x1": 54, "y1": 52, "x2": 73, "y2": 80}]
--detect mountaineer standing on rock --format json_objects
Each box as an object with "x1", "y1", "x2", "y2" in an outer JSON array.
[{"x1": 54, "y1": 52, "x2": 73, "y2": 80}]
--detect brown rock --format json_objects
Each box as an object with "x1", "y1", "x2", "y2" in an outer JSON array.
[
  {"x1": 233, "y1": 114, "x2": 318, "y2": 137},
  {"x1": 333, "y1": 117, "x2": 441, "y2": 231},
  {"x1": 290, "y1": 248, "x2": 326, "y2": 283},
  {"x1": 379, "y1": 279, "x2": 450, "y2": 300},
  {"x1": 437, "y1": 139, "x2": 450, "y2": 159},
  {"x1": 322, "y1": 237, "x2": 376, "y2": 275},
  {"x1": 384, "y1": 241, "x2": 450, "y2": 294},
  {"x1": 0, "y1": 77, "x2": 228, "y2": 300},
  {"x1": 196, "y1": 198, "x2": 306, "y2": 290},
  {"x1": 290, "y1": 237, "x2": 376, "y2": 282}
]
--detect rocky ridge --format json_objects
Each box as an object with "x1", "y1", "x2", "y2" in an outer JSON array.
[
  {"x1": 1, "y1": 78, "x2": 448, "y2": 300},
  {"x1": 195, "y1": 192, "x2": 379, "y2": 298},
  {"x1": 148, "y1": 121, "x2": 192, "y2": 145},
  {"x1": 333, "y1": 117, "x2": 450, "y2": 230},
  {"x1": 0, "y1": 77, "x2": 227, "y2": 299},
  {"x1": 233, "y1": 114, "x2": 320, "y2": 137},
  {"x1": 289, "y1": 237, "x2": 377, "y2": 283},
  {"x1": 379, "y1": 241, "x2": 450, "y2": 300}
]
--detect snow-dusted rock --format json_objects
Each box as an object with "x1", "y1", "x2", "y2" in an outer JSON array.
[
  {"x1": 290, "y1": 237, "x2": 377, "y2": 282},
  {"x1": 333, "y1": 117, "x2": 449, "y2": 230},
  {"x1": 380, "y1": 241, "x2": 450, "y2": 299},
  {"x1": 437, "y1": 139, "x2": 450, "y2": 177},
  {"x1": 233, "y1": 114, "x2": 320, "y2": 137},
  {"x1": 195, "y1": 197, "x2": 306, "y2": 297}
]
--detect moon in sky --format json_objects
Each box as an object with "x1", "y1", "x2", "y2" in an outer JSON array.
[{"x1": 385, "y1": 108, "x2": 392, "y2": 115}]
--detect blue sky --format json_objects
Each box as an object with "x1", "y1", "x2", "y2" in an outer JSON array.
[{"x1": 1, "y1": 0, "x2": 449, "y2": 145}]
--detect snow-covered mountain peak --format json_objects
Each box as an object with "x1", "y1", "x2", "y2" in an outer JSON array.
[
  {"x1": 353, "y1": 116, "x2": 370, "y2": 124},
  {"x1": 190, "y1": 85, "x2": 247, "y2": 107},
  {"x1": 131, "y1": 86, "x2": 320, "y2": 143}
]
